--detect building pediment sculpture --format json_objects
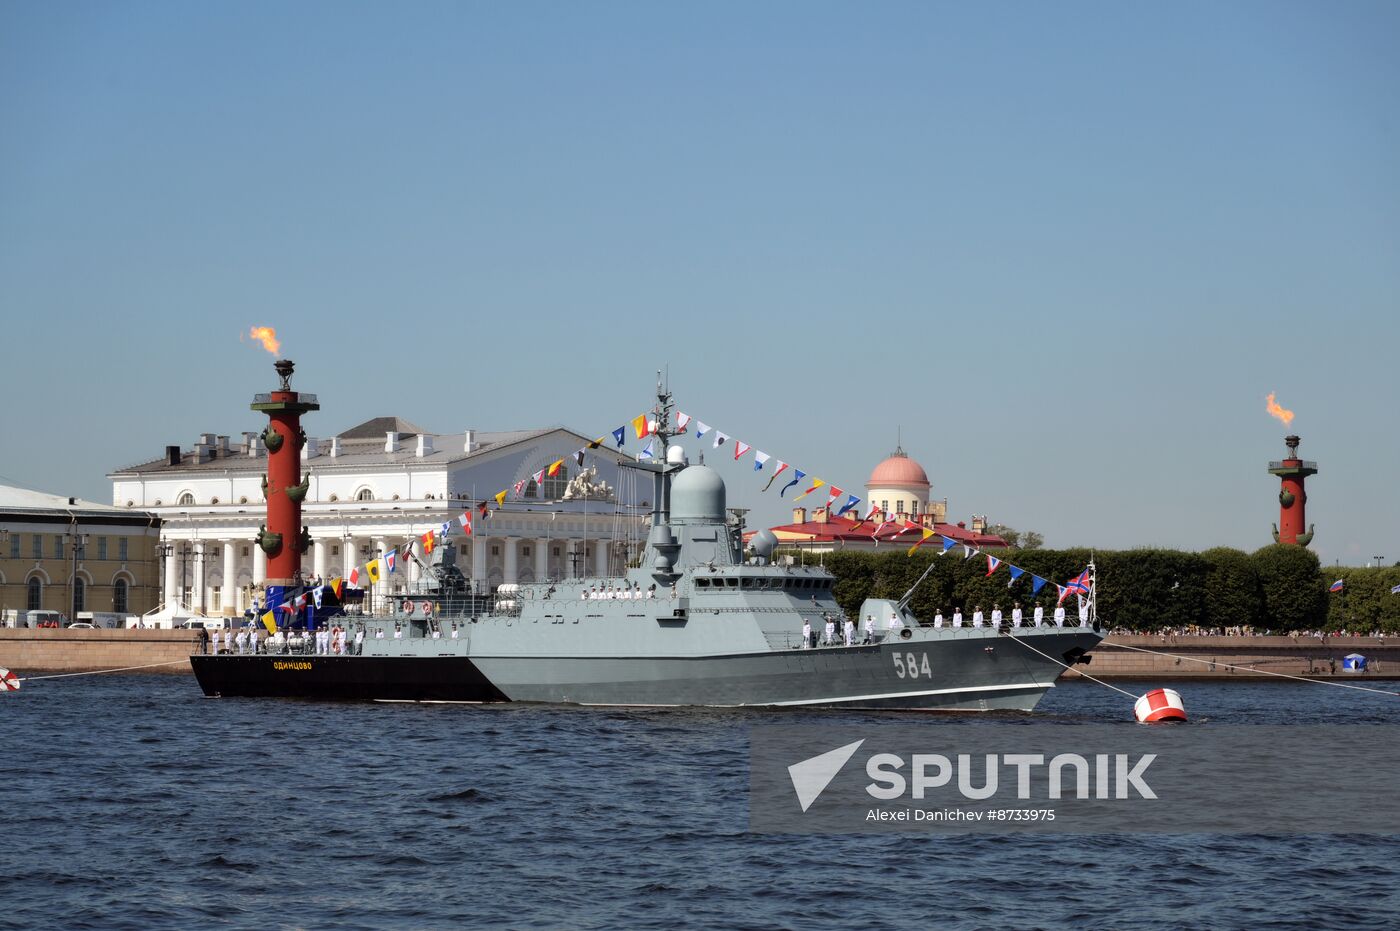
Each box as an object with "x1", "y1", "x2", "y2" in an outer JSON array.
[{"x1": 562, "y1": 464, "x2": 614, "y2": 501}]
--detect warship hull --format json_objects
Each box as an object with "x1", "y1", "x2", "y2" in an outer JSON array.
[
  {"x1": 472, "y1": 630, "x2": 1100, "y2": 710},
  {"x1": 189, "y1": 653, "x2": 508, "y2": 702}
]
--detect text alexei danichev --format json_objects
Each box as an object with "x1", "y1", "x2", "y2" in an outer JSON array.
[{"x1": 866, "y1": 808, "x2": 1057, "y2": 822}]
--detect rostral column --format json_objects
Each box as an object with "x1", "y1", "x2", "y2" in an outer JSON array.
[{"x1": 251, "y1": 359, "x2": 319, "y2": 615}]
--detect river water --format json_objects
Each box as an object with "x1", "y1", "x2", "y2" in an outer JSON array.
[{"x1": 4, "y1": 675, "x2": 1398, "y2": 930}]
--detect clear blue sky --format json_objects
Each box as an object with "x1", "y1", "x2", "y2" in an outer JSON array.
[{"x1": 2, "y1": 1, "x2": 1396, "y2": 566}]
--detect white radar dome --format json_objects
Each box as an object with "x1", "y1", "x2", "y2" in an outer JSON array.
[{"x1": 670, "y1": 465, "x2": 726, "y2": 522}]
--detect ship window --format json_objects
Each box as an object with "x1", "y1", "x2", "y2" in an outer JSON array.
[
  {"x1": 740, "y1": 578, "x2": 753, "y2": 589},
  {"x1": 725, "y1": 578, "x2": 738, "y2": 588},
  {"x1": 696, "y1": 578, "x2": 710, "y2": 589}
]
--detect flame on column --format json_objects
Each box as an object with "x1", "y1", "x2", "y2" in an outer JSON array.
[
  {"x1": 1265, "y1": 392, "x2": 1295, "y2": 428},
  {"x1": 248, "y1": 326, "x2": 281, "y2": 355}
]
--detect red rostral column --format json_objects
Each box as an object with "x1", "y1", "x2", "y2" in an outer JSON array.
[
  {"x1": 1269, "y1": 434, "x2": 1317, "y2": 547},
  {"x1": 251, "y1": 359, "x2": 319, "y2": 611}
]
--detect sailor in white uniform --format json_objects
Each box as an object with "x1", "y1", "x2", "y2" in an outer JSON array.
[
  {"x1": 354, "y1": 628, "x2": 365, "y2": 653},
  {"x1": 952, "y1": 609, "x2": 963, "y2": 628},
  {"x1": 887, "y1": 611, "x2": 904, "y2": 632},
  {"x1": 933, "y1": 611, "x2": 944, "y2": 629},
  {"x1": 823, "y1": 617, "x2": 836, "y2": 646},
  {"x1": 843, "y1": 617, "x2": 855, "y2": 646},
  {"x1": 1012, "y1": 604, "x2": 1023, "y2": 628},
  {"x1": 1078, "y1": 598, "x2": 1091, "y2": 627},
  {"x1": 393, "y1": 624, "x2": 404, "y2": 639},
  {"x1": 863, "y1": 615, "x2": 875, "y2": 644},
  {"x1": 1054, "y1": 605, "x2": 1066, "y2": 627},
  {"x1": 375, "y1": 627, "x2": 385, "y2": 639},
  {"x1": 581, "y1": 589, "x2": 588, "y2": 600},
  {"x1": 1033, "y1": 605, "x2": 1045, "y2": 628},
  {"x1": 801, "y1": 619, "x2": 812, "y2": 649},
  {"x1": 431, "y1": 625, "x2": 441, "y2": 640},
  {"x1": 249, "y1": 627, "x2": 259, "y2": 654},
  {"x1": 223, "y1": 629, "x2": 232, "y2": 654},
  {"x1": 972, "y1": 607, "x2": 984, "y2": 628},
  {"x1": 449, "y1": 623, "x2": 459, "y2": 639},
  {"x1": 235, "y1": 628, "x2": 247, "y2": 654},
  {"x1": 990, "y1": 606, "x2": 1003, "y2": 630}
]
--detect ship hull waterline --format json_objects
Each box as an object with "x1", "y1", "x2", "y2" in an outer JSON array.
[{"x1": 189, "y1": 630, "x2": 1100, "y2": 711}]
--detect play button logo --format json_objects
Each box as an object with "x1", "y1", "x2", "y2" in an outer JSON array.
[{"x1": 787, "y1": 739, "x2": 865, "y2": 812}]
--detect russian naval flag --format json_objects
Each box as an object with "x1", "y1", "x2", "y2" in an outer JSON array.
[{"x1": 1329, "y1": 578, "x2": 1345, "y2": 593}]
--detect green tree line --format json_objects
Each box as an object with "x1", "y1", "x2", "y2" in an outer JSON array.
[{"x1": 788, "y1": 545, "x2": 1400, "y2": 633}]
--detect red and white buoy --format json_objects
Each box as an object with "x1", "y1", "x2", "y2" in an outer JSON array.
[
  {"x1": 0, "y1": 667, "x2": 20, "y2": 692},
  {"x1": 1134, "y1": 687, "x2": 1187, "y2": 723}
]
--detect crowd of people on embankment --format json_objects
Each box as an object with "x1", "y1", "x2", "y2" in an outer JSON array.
[{"x1": 1107, "y1": 626, "x2": 1390, "y2": 639}]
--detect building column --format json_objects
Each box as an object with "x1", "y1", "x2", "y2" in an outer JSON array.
[
  {"x1": 407, "y1": 535, "x2": 421, "y2": 588},
  {"x1": 535, "y1": 537, "x2": 550, "y2": 582},
  {"x1": 222, "y1": 540, "x2": 238, "y2": 617},
  {"x1": 253, "y1": 541, "x2": 267, "y2": 589},
  {"x1": 192, "y1": 541, "x2": 206, "y2": 612},
  {"x1": 470, "y1": 536, "x2": 486, "y2": 591},
  {"x1": 595, "y1": 538, "x2": 610, "y2": 577},
  {"x1": 163, "y1": 542, "x2": 179, "y2": 607},
  {"x1": 313, "y1": 535, "x2": 329, "y2": 583},
  {"x1": 503, "y1": 538, "x2": 519, "y2": 584},
  {"x1": 374, "y1": 537, "x2": 388, "y2": 614}
]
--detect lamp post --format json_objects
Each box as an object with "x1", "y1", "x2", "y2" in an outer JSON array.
[
  {"x1": 157, "y1": 541, "x2": 173, "y2": 609},
  {"x1": 67, "y1": 527, "x2": 88, "y2": 622}
]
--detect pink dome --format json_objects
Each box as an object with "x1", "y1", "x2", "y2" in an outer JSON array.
[{"x1": 868, "y1": 451, "x2": 930, "y2": 488}]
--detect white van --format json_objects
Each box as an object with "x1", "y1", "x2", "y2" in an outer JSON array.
[
  {"x1": 180, "y1": 618, "x2": 232, "y2": 631},
  {"x1": 25, "y1": 610, "x2": 67, "y2": 628}
]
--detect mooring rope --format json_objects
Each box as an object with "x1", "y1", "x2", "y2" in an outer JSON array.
[
  {"x1": 17, "y1": 659, "x2": 192, "y2": 682},
  {"x1": 1106, "y1": 642, "x2": 1400, "y2": 698},
  {"x1": 1004, "y1": 633, "x2": 1141, "y2": 700}
]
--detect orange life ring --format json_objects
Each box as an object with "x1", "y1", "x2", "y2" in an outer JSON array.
[
  {"x1": 421, "y1": 601, "x2": 434, "y2": 616},
  {"x1": 401, "y1": 599, "x2": 414, "y2": 614}
]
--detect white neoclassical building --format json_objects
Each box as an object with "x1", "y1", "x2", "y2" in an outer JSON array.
[{"x1": 109, "y1": 417, "x2": 647, "y2": 616}]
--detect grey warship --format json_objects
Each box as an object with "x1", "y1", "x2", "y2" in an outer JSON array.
[{"x1": 192, "y1": 386, "x2": 1103, "y2": 710}]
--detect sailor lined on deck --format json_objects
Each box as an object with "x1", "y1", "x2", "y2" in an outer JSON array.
[
  {"x1": 990, "y1": 606, "x2": 1003, "y2": 629},
  {"x1": 863, "y1": 615, "x2": 875, "y2": 644},
  {"x1": 393, "y1": 624, "x2": 404, "y2": 639},
  {"x1": 355, "y1": 628, "x2": 365, "y2": 653},
  {"x1": 223, "y1": 629, "x2": 232, "y2": 654},
  {"x1": 952, "y1": 609, "x2": 963, "y2": 628},
  {"x1": 801, "y1": 619, "x2": 813, "y2": 649},
  {"x1": 972, "y1": 607, "x2": 984, "y2": 628},
  {"x1": 1053, "y1": 605, "x2": 1066, "y2": 627},
  {"x1": 887, "y1": 611, "x2": 904, "y2": 632},
  {"x1": 450, "y1": 622, "x2": 459, "y2": 639},
  {"x1": 235, "y1": 628, "x2": 247, "y2": 654},
  {"x1": 1012, "y1": 604, "x2": 1023, "y2": 628},
  {"x1": 375, "y1": 627, "x2": 385, "y2": 639},
  {"x1": 823, "y1": 615, "x2": 836, "y2": 646},
  {"x1": 933, "y1": 611, "x2": 944, "y2": 629},
  {"x1": 1079, "y1": 599, "x2": 1091, "y2": 627},
  {"x1": 249, "y1": 627, "x2": 260, "y2": 654},
  {"x1": 1034, "y1": 605, "x2": 1045, "y2": 627},
  {"x1": 843, "y1": 617, "x2": 855, "y2": 647}
]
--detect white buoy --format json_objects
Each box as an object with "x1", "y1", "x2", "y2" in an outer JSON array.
[
  {"x1": 0, "y1": 667, "x2": 20, "y2": 692},
  {"x1": 1134, "y1": 687, "x2": 1187, "y2": 723}
]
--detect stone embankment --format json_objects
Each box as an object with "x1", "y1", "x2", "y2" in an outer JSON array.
[
  {"x1": 1070, "y1": 634, "x2": 1399, "y2": 680},
  {"x1": 0, "y1": 628, "x2": 201, "y2": 675}
]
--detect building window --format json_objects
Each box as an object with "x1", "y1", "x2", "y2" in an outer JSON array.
[
  {"x1": 552, "y1": 547, "x2": 560, "y2": 557},
  {"x1": 523, "y1": 546, "x2": 531, "y2": 557},
  {"x1": 73, "y1": 577, "x2": 85, "y2": 613},
  {"x1": 113, "y1": 579, "x2": 128, "y2": 613},
  {"x1": 241, "y1": 546, "x2": 250, "y2": 557},
  {"x1": 356, "y1": 489, "x2": 374, "y2": 501},
  {"x1": 9, "y1": 534, "x2": 18, "y2": 559},
  {"x1": 524, "y1": 480, "x2": 538, "y2": 499},
  {"x1": 331, "y1": 545, "x2": 340, "y2": 556},
  {"x1": 542, "y1": 467, "x2": 569, "y2": 500},
  {"x1": 209, "y1": 591, "x2": 221, "y2": 612},
  {"x1": 491, "y1": 545, "x2": 500, "y2": 556},
  {"x1": 27, "y1": 577, "x2": 42, "y2": 611},
  {"x1": 54, "y1": 536, "x2": 63, "y2": 559},
  {"x1": 118, "y1": 538, "x2": 129, "y2": 562},
  {"x1": 97, "y1": 537, "x2": 108, "y2": 560},
  {"x1": 910, "y1": 501, "x2": 919, "y2": 517},
  {"x1": 895, "y1": 500, "x2": 904, "y2": 515},
  {"x1": 177, "y1": 492, "x2": 195, "y2": 506},
  {"x1": 32, "y1": 535, "x2": 42, "y2": 559}
]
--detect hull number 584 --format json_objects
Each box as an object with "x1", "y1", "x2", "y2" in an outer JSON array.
[{"x1": 893, "y1": 652, "x2": 931, "y2": 679}]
